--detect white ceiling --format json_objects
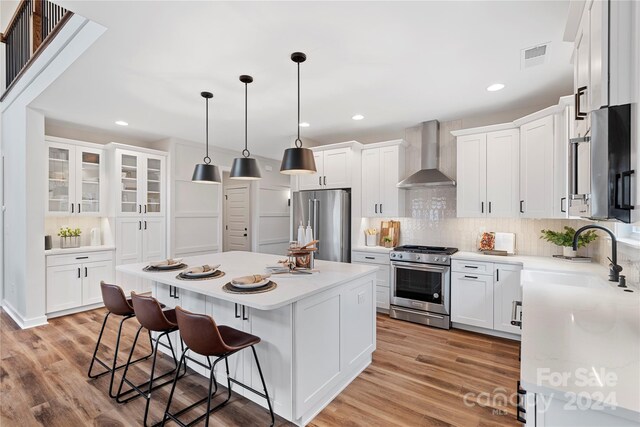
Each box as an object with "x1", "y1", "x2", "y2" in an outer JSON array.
[{"x1": 33, "y1": 1, "x2": 574, "y2": 159}]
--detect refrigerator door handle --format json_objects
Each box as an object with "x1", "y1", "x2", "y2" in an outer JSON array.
[
  {"x1": 313, "y1": 199, "x2": 319, "y2": 256},
  {"x1": 308, "y1": 198, "x2": 313, "y2": 227}
]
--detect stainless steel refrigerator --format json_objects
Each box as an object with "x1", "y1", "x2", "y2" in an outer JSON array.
[{"x1": 292, "y1": 189, "x2": 351, "y2": 262}]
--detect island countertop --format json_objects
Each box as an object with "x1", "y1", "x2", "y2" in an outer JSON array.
[{"x1": 116, "y1": 251, "x2": 377, "y2": 311}]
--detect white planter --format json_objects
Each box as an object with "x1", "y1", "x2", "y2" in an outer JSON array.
[{"x1": 562, "y1": 246, "x2": 577, "y2": 258}]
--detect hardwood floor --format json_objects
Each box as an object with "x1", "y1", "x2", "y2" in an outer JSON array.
[{"x1": 0, "y1": 309, "x2": 520, "y2": 426}]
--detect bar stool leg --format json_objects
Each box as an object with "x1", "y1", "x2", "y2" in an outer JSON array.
[
  {"x1": 160, "y1": 349, "x2": 189, "y2": 427},
  {"x1": 251, "y1": 346, "x2": 275, "y2": 427},
  {"x1": 87, "y1": 311, "x2": 111, "y2": 378}
]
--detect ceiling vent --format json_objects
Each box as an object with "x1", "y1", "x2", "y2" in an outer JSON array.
[{"x1": 521, "y1": 43, "x2": 550, "y2": 69}]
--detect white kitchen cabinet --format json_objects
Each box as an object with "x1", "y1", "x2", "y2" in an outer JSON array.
[
  {"x1": 451, "y1": 272, "x2": 494, "y2": 329},
  {"x1": 493, "y1": 263, "x2": 522, "y2": 335},
  {"x1": 573, "y1": 9, "x2": 591, "y2": 137},
  {"x1": 46, "y1": 138, "x2": 106, "y2": 217},
  {"x1": 297, "y1": 145, "x2": 354, "y2": 191},
  {"x1": 519, "y1": 116, "x2": 555, "y2": 218},
  {"x1": 46, "y1": 250, "x2": 114, "y2": 314},
  {"x1": 114, "y1": 148, "x2": 166, "y2": 217},
  {"x1": 361, "y1": 141, "x2": 405, "y2": 218},
  {"x1": 451, "y1": 259, "x2": 522, "y2": 337},
  {"x1": 352, "y1": 250, "x2": 391, "y2": 311},
  {"x1": 456, "y1": 129, "x2": 518, "y2": 218}
]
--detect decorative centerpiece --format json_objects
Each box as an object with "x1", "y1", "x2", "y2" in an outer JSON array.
[
  {"x1": 540, "y1": 226, "x2": 598, "y2": 258},
  {"x1": 58, "y1": 227, "x2": 82, "y2": 249},
  {"x1": 382, "y1": 236, "x2": 393, "y2": 248}
]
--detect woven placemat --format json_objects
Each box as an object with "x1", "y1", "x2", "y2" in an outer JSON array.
[
  {"x1": 176, "y1": 270, "x2": 226, "y2": 281},
  {"x1": 143, "y1": 263, "x2": 188, "y2": 272},
  {"x1": 222, "y1": 281, "x2": 277, "y2": 294}
]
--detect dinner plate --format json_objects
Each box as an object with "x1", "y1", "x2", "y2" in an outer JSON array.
[
  {"x1": 183, "y1": 264, "x2": 221, "y2": 278},
  {"x1": 150, "y1": 259, "x2": 184, "y2": 269},
  {"x1": 230, "y1": 278, "x2": 270, "y2": 289}
]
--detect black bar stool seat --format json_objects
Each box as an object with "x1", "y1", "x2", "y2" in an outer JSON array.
[{"x1": 162, "y1": 306, "x2": 274, "y2": 427}]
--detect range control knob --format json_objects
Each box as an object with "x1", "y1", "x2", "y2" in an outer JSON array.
[
  {"x1": 415, "y1": 255, "x2": 421, "y2": 261},
  {"x1": 434, "y1": 256, "x2": 440, "y2": 262},
  {"x1": 398, "y1": 254, "x2": 403, "y2": 259},
  {"x1": 390, "y1": 253, "x2": 396, "y2": 258},
  {"x1": 441, "y1": 256, "x2": 448, "y2": 263}
]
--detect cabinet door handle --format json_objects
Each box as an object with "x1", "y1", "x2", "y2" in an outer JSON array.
[
  {"x1": 575, "y1": 86, "x2": 587, "y2": 120},
  {"x1": 375, "y1": 204, "x2": 378, "y2": 214},
  {"x1": 481, "y1": 201, "x2": 484, "y2": 213},
  {"x1": 519, "y1": 200, "x2": 524, "y2": 213},
  {"x1": 380, "y1": 203, "x2": 382, "y2": 214},
  {"x1": 144, "y1": 204, "x2": 147, "y2": 214},
  {"x1": 242, "y1": 305, "x2": 249, "y2": 320},
  {"x1": 319, "y1": 176, "x2": 322, "y2": 186},
  {"x1": 75, "y1": 256, "x2": 89, "y2": 260},
  {"x1": 84, "y1": 267, "x2": 88, "y2": 277},
  {"x1": 144, "y1": 221, "x2": 147, "y2": 230},
  {"x1": 169, "y1": 286, "x2": 175, "y2": 298},
  {"x1": 323, "y1": 176, "x2": 327, "y2": 186},
  {"x1": 496, "y1": 269, "x2": 499, "y2": 282},
  {"x1": 78, "y1": 203, "x2": 81, "y2": 214},
  {"x1": 560, "y1": 197, "x2": 567, "y2": 213},
  {"x1": 488, "y1": 201, "x2": 492, "y2": 214},
  {"x1": 138, "y1": 221, "x2": 142, "y2": 230},
  {"x1": 235, "y1": 303, "x2": 241, "y2": 319},
  {"x1": 77, "y1": 268, "x2": 81, "y2": 278},
  {"x1": 615, "y1": 170, "x2": 635, "y2": 210},
  {"x1": 464, "y1": 275, "x2": 478, "y2": 280},
  {"x1": 138, "y1": 204, "x2": 142, "y2": 214},
  {"x1": 71, "y1": 204, "x2": 74, "y2": 214}
]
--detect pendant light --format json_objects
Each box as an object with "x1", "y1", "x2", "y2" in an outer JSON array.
[
  {"x1": 192, "y1": 91, "x2": 221, "y2": 183},
  {"x1": 230, "y1": 75, "x2": 262, "y2": 180},
  {"x1": 280, "y1": 52, "x2": 317, "y2": 175}
]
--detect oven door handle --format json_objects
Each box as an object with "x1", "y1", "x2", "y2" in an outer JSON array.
[{"x1": 391, "y1": 261, "x2": 448, "y2": 273}]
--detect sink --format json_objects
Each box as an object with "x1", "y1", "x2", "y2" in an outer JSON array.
[{"x1": 521, "y1": 270, "x2": 610, "y2": 289}]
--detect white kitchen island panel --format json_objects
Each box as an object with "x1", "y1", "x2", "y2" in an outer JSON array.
[{"x1": 117, "y1": 251, "x2": 377, "y2": 426}]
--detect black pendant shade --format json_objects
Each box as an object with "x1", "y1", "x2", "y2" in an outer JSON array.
[
  {"x1": 192, "y1": 91, "x2": 221, "y2": 184},
  {"x1": 280, "y1": 52, "x2": 317, "y2": 175},
  {"x1": 230, "y1": 75, "x2": 262, "y2": 180}
]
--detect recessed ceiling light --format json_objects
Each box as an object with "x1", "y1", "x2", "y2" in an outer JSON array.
[
  {"x1": 486, "y1": 83, "x2": 505, "y2": 92},
  {"x1": 352, "y1": 114, "x2": 364, "y2": 121},
  {"x1": 299, "y1": 122, "x2": 310, "y2": 127},
  {"x1": 115, "y1": 120, "x2": 129, "y2": 126}
]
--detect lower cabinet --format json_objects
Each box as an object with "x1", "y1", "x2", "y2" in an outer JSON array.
[
  {"x1": 351, "y1": 251, "x2": 390, "y2": 311},
  {"x1": 451, "y1": 259, "x2": 522, "y2": 337},
  {"x1": 46, "y1": 250, "x2": 114, "y2": 314}
]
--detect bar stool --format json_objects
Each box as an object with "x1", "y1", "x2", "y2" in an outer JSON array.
[
  {"x1": 162, "y1": 306, "x2": 275, "y2": 427},
  {"x1": 88, "y1": 281, "x2": 154, "y2": 398},
  {"x1": 116, "y1": 292, "x2": 186, "y2": 427}
]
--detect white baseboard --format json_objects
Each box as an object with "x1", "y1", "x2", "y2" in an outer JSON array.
[
  {"x1": 452, "y1": 322, "x2": 521, "y2": 341},
  {"x1": 1, "y1": 300, "x2": 48, "y2": 329}
]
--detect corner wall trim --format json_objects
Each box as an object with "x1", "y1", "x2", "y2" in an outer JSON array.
[{"x1": 1, "y1": 300, "x2": 48, "y2": 329}]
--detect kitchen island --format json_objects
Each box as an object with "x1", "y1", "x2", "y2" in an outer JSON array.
[{"x1": 117, "y1": 251, "x2": 378, "y2": 426}]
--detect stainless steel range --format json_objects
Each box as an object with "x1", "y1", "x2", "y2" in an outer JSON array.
[{"x1": 389, "y1": 245, "x2": 458, "y2": 329}]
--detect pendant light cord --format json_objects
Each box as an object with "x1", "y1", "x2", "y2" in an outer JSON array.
[
  {"x1": 243, "y1": 81, "x2": 250, "y2": 157},
  {"x1": 295, "y1": 61, "x2": 302, "y2": 148},
  {"x1": 204, "y1": 96, "x2": 211, "y2": 164}
]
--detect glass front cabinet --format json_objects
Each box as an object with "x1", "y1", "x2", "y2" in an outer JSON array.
[
  {"x1": 47, "y1": 140, "x2": 106, "y2": 216},
  {"x1": 114, "y1": 149, "x2": 165, "y2": 217}
]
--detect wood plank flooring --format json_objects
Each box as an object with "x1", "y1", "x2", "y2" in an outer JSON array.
[{"x1": 0, "y1": 309, "x2": 520, "y2": 426}]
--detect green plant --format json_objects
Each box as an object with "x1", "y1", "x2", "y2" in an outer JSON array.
[
  {"x1": 540, "y1": 226, "x2": 598, "y2": 248},
  {"x1": 58, "y1": 227, "x2": 81, "y2": 238},
  {"x1": 383, "y1": 236, "x2": 393, "y2": 243}
]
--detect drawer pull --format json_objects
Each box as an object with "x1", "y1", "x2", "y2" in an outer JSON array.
[
  {"x1": 365, "y1": 256, "x2": 375, "y2": 260},
  {"x1": 464, "y1": 265, "x2": 478, "y2": 269},
  {"x1": 464, "y1": 275, "x2": 478, "y2": 279},
  {"x1": 75, "y1": 256, "x2": 89, "y2": 260}
]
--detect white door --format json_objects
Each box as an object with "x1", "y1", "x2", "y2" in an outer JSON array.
[
  {"x1": 224, "y1": 186, "x2": 251, "y2": 252},
  {"x1": 361, "y1": 149, "x2": 381, "y2": 217},
  {"x1": 76, "y1": 147, "x2": 104, "y2": 216},
  {"x1": 115, "y1": 218, "x2": 142, "y2": 292},
  {"x1": 82, "y1": 260, "x2": 113, "y2": 305},
  {"x1": 520, "y1": 116, "x2": 555, "y2": 218},
  {"x1": 117, "y1": 151, "x2": 142, "y2": 216},
  {"x1": 493, "y1": 264, "x2": 522, "y2": 335},
  {"x1": 47, "y1": 142, "x2": 76, "y2": 215},
  {"x1": 323, "y1": 148, "x2": 350, "y2": 189},
  {"x1": 46, "y1": 264, "x2": 83, "y2": 313},
  {"x1": 451, "y1": 272, "x2": 494, "y2": 329},
  {"x1": 380, "y1": 145, "x2": 401, "y2": 217},
  {"x1": 456, "y1": 134, "x2": 487, "y2": 217},
  {"x1": 298, "y1": 151, "x2": 323, "y2": 191},
  {"x1": 486, "y1": 129, "x2": 519, "y2": 218}
]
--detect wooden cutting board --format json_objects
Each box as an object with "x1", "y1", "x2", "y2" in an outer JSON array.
[{"x1": 379, "y1": 220, "x2": 400, "y2": 247}]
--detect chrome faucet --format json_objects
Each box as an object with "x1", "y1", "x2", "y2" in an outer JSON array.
[{"x1": 572, "y1": 225, "x2": 622, "y2": 282}]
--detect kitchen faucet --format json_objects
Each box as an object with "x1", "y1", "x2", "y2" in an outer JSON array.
[{"x1": 572, "y1": 225, "x2": 623, "y2": 282}]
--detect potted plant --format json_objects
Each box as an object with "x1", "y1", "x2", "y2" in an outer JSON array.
[
  {"x1": 540, "y1": 226, "x2": 598, "y2": 257},
  {"x1": 58, "y1": 227, "x2": 82, "y2": 249},
  {"x1": 383, "y1": 236, "x2": 393, "y2": 248}
]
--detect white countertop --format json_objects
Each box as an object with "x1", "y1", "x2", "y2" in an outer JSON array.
[
  {"x1": 352, "y1": 246, "x2": 393, "y2": 254},
  {"x1": 45, "y1": 245, "x2": 115, "y2": 256},
  {"x1": 520, "y1": 282, "x2": 640, "y2": 421},
  {"x1": 117, "y1": 251, "x2": 377, "y2": 311}
]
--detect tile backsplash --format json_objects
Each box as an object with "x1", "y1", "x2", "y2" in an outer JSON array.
[{"x1": 365, "y1": 187, "x2": 640, "y2": 285}]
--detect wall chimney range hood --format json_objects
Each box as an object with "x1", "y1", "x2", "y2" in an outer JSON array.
[{"x1": 397, "y1": 120, "x2": 456, "y2": 188}]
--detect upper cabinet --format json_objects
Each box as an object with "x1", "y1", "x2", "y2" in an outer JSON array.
[
  {"x1": 113, "y1": 147, "x2": 166, "y2": 217},
  {"x1": 361, "y1": 141, "x2": 405, "y2": 218},
  {"x1": 519, "y1": 116, "x2": 555, "y2": 218},
  {"x1": 298, "y1": 147, "x2": 351, "y2": 190},
  {"x1": 456, "y1": 128, "x2": 519, "y2": 218},
  {"x1": 46, "y1": 138, "x2": 106, "y2": 216}
]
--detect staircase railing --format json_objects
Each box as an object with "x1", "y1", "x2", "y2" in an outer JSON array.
[{"x1": 1, "y1": 0, "x2": 72, "y2": 95}]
